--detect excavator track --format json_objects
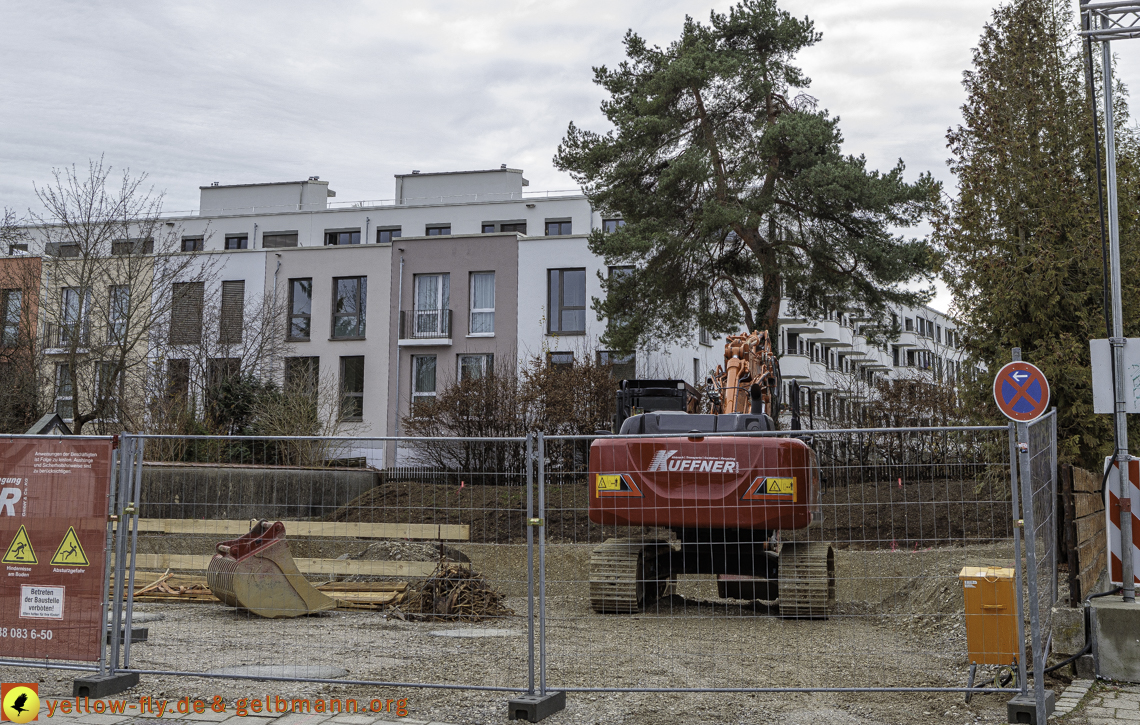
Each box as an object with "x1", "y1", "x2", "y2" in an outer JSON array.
[
  {"x1": 589, "y1": 538, "x2": 674, "y2": 613},
  {"x1": 777, "y1": 541, "x2": 835, "y2": 619}
]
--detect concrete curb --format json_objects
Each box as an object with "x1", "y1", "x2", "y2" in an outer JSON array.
[{"x1": 1054, "y1": 678, "x2": 1094, "y2": 718}]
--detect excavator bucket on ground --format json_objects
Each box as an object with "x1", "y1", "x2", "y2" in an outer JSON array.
[{"x1": 207, "y1": 520, "x2": 336, "y2": 618}]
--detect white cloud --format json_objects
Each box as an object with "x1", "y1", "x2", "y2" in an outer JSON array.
[{"x1": 8, "y1": 0, "x2": 1098, "y2": 314}]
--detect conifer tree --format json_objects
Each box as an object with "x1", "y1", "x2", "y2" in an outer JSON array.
[
  {"x1": 935, "y1": 0, "x2": 1140, "y2": 465},
  {"x1": 555, "y1": 0, "x2": 940, "y2": 352}
]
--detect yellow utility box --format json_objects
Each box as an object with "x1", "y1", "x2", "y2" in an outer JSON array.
[{"x1": 959, "y1": 566, "x2": 1019, "y2": 666}]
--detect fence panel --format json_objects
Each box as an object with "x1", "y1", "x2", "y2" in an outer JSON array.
[
  {"x1": 119, "y1": 434, "x2": 534, "y2": 697},
  {"x1": 538, "y1": 426, "x2": 1018, "y2": 695},
  {"x1": 1019, "y1": 409, "x2": 1060, "y2": 724}
]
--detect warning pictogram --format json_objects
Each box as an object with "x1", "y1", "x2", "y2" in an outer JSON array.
[
  {"x1": 49, "y1": 527, "x2": 89, "y2": 567},
  {"x1": 594, "y1": 473, "x2": 643, "y2": 497},
  {"x1": 2, "y1": 526, "x2": 38, "y2": 565},
  {"x1": 743, "y1": 476, "x2": 797, "y2": 501}
]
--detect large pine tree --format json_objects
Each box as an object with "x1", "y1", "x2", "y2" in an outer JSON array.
[
  {"x1": 555, "y1": 0, "x2": 940, "y2": 353},
  {"x1": 935, "y1": 0, "x2": 1140, "y2": 466}
]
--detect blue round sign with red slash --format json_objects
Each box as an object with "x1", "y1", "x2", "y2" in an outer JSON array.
[{"x1": 993, "y1": 361, "x2": 1050, "y2": 422}]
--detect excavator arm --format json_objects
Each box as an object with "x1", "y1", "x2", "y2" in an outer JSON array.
[{"x1": 710, "y1": 330, "x2": 780, "y2": 418}]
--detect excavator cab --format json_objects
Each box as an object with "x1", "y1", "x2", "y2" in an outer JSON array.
[{"x1": 612, "y1": 379, "x2": 702, "y2": 433}]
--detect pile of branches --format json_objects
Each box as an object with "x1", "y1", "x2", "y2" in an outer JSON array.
[{"x1": 408, "y1": 563, "x2": 512, "y2": 621}]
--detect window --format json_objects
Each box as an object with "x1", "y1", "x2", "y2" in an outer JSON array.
[
  {"x1": 46, "y1": 242, "x2": 80, "y2": 258},
  {"x1": 786, "y1": 332, "x2": 800, "y2": 355},
  {"x1": 936, "y1": 324, "x2": 942, "y2": 344},
  {"x1": 285, "y1": 357, "x2": 320, "y2": 398},
  {"x1": 699, "y1": 327, "x2": 712, "y2": 347},
  {"x1": 55, "y1": 364, "x2": 74, "y2": 420},
  {"x1": 108, "y1": 285, "x2": 129, "y2": 343},
  {"x1": 167, "y1": 359, "x2": 190, "y2": 401},
  {"x1": 219, "y1": 280, "x2": 245, "y2": 344},
  {"x1": 892, "y1": 345, "x2": 900, "y2": 367},
  {"x1": 603, "y1": 219, "x2": 625, "y2": 233},
  {"x1": 60, "y1": 287, "x2": 91, "y2": 346},
  {"x1": 413, "y1": 273, "x2": 450, "y2": 336},
  {"x1": 597, "y1": 351, "x2": 635, "y2": 381},
  {"x1": 483, "y1": 222, "x2": 527, "y2": 234},
  {"x1": 8, "y1": 244, "x2": 28, "y2": 255},
  {"x1": 459, "y1": 353, "x2": 493, "y2": 382},
  {"x1": 96, "y1": 361, "x2": 119, "y2": 421},
  {"x1": 288, "y1": 278, "x2": 312, "y2": 341},
  {"x1": 263, "y1": 232, "x2": 298, "y2": 248},
  {"x1": 1, "y1": 290, "x2": 20, "y2": 346},
  {"x1": 548, "y1": 268, "x2": 586, "y2": 334},
  {"x1": 545, "y1": 220, "x2": 572, "y2": 236},
  {"x1": 411, "y1": 355, "x2": 437, "y2": 411},
  {"x1": 339, "y1": 356, "x2": 365, "y2": 420},
  {"x1": 548, "y1": 351, "x2": 574, "y2": 369},
  {"x1": 425, "y1": 225, "x2": 451, "y2": 236},
  {"x1": 181, "y1": 237, "x2": 203, "y2": 252},
  {"x1": 469, "y1": 272, "x2": 495, "y2": 335},
  {"x1": 332, "y1": 277, "x2": 367, "y2": 339},
  {"x1": 224, "y1": 235, "x2": 248, "y2": 250},
  {"x1": 170, "y1": 281, "x2": 205, "y2": 345},
  {"x1": 325, "y1": 229, "x2": 361, "y2": 246},
  {"x1": 111, "y1": 238, "x2": 153, "y2": 255},
  {"x1": 694, "y1": 358, "x2": 702, "y2": 387},
  {"x1": 376, "y1": 228, "x2": 401, "y2": 244}
]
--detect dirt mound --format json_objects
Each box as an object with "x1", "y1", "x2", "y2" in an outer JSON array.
[
  {"x1": 324, "y1": 476, "x2": 1013, "y2": 549},
  {"x1": 324, "y1": 480, "x2": 626, "y2": 544}
]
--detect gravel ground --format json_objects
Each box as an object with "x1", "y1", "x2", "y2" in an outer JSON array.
[{"x1": 0, "y1": 541, "x2": 1063, "y2": 725}]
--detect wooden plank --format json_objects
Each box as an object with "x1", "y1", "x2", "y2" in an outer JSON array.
[
  {"x1": 1075, "y1": 513, "x2": 1106, "y2": 547},
  {"x1": 1073, "y1": 466, "x2": 1102, "y2": 493},
  {"x1": 1075, "y1": 492, "x2": 1104, "y2": 519},
  {"x1": 331, "y1": 591, "x2": 401, "y2": 605},
  {"x1": 316, "y1": 582, "x2": 408, "y2": 592},
  {"x1": 125, "y1": 519, "x2": 469, "y2": 541},
  {"x1": 133, "y1": 554, "x2": 448, "y2": 578},
  {"x1": 1079, "y1": 547, "x2": 1107, "y2": 599}
]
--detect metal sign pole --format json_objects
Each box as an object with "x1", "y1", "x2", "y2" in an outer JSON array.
[
  {"x1": 1085, "y1": 0, "x2": 1137, "y2": 601},
  {"x1": 1101, "y1": 19, "x2": 1136, "y2": 603}
]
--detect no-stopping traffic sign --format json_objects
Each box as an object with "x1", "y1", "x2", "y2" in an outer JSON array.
[{"x1": 993, "y1": 361, "x2": 1050, "y2": 422}]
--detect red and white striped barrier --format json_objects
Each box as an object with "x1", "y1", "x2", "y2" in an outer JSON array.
[{"x1": 1104, "y1": 456, "x2": 1140, "y2": 586}]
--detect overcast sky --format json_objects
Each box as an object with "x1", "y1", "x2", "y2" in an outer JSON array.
[{"x1": 0, "y1": 0, "x2": 1127, "y2": 312}]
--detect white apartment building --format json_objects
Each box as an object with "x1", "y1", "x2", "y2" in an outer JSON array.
[{"x1": 11, "y1": 165, "x2": 966, "y2": 447}]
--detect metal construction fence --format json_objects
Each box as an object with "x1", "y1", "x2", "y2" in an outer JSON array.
[{"x1": 0, "y1": 423, "x2": 1062, "y2": 719}]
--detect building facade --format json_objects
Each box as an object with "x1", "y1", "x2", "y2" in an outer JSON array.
[{"x1": 6, "y1": 165, "x2": 969, "y2": 446}]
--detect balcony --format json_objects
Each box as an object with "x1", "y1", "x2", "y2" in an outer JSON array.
[
  {"x1": 778, "y1": 354, "x2": 812, "y2": 381},
  {"x1": 43, "y1": 323, "x2": 90, "y2": 352},
  {"x1": 894, "y1": 330, "x2": 920, "y2": 349},
  {"x1": 398, "y1": 309, "x2": 452, "y2": 346}
]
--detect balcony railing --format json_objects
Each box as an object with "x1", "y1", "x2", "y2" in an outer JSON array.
[
  {"x1": 399, "y1": 309, "x2": 452, "y2": 340},
  {"x1": 43, "y1": 322, "x2": 89, "y2": 349}
]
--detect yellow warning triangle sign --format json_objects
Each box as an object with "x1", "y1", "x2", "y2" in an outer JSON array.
[
  {"x1": 50, "y1": 526, "x2": 89, "y2": 567},
  {"x1": 2, "y1": 526, "x2": 37, "y2": 564}
]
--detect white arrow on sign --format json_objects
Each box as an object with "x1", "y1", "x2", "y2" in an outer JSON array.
[{"x1": 1012, "y1": 371, "x2": 1029, "y2": 383}]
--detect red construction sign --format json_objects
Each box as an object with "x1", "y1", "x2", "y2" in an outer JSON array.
[
  {"x1": 0, "y1": 438, "x2": 113, "y2": 661},
  {"x1": 993, "y1": 361, "x2": 1050, "y2": 422}
]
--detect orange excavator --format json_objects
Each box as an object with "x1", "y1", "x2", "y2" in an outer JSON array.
[{"x1": 589, "y1": 329, "x2": 833, "y2": 616}]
